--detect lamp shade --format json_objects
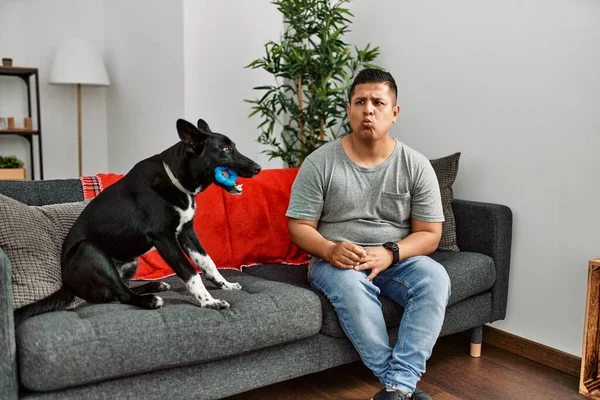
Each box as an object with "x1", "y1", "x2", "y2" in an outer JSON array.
[{"x1": 49, "y1": 38, "x2": 110, "y2": 86}]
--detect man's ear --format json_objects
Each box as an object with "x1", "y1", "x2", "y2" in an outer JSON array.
[
  {"x1": 197, "y1": 119, "x2": 212, "y2": 133},
  {"x1": 176, "y1": 119, "x2": 206, "y2": 153}
]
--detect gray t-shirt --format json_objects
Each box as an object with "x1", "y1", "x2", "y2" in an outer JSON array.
[{"x1": 286, "y1": 137, "x2": 444, "y2": 247}]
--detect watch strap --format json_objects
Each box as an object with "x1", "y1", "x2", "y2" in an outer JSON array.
[{"x1": 383, "y1": 242, "x2": 399, "y2": 265}]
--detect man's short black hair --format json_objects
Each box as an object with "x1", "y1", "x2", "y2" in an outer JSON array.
[{"x1": 348, "y1": 68, "x2": 397, "y2": 103}]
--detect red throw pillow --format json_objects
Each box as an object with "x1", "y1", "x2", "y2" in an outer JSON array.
[{"x1": 82, "y1": 168, "x2": 309, "y2": 280}]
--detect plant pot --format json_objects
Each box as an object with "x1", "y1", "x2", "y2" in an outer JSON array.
[
  {"x1": 0, "y1": 168, "x2": 26, "y2": 180},
  {"x1": 2, "y1": 58, "x2": 13, "y2": 67}
]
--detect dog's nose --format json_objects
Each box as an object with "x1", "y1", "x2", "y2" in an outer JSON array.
[{"x1": 253, "y1": 164, "x2": 262, "y2": 175}]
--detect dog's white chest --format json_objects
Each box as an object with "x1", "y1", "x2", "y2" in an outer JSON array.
[{"x1": 174, "y1": 197, "x2": 195, "y2": 234}]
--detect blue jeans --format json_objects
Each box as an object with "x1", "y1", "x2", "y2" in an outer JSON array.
[{"x1": 309, "y1": 255, "x2": 451, "y2": 394}]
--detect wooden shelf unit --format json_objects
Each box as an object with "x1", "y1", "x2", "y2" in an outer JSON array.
[
  {"x1": 0, "y1": 66, "x2": 44, "y2": 179},
  {"x1": 0, "y1": 129, "x2": 39, "y2": 134},
  {"x1": 581, "y1": 258, "x2": 600, "y2": 398}
]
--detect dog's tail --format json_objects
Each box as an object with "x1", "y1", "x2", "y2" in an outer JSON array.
[{"x1": 14, "y1": 288, "x2": 75, "y2": 326}]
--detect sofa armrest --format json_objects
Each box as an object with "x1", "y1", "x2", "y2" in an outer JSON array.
[
  {"x1": 452, "y1": 199, "x2": 513, "y2": 322},
  {"x1": 0, "y1": 248, "x2": 18, "y2": 400}
]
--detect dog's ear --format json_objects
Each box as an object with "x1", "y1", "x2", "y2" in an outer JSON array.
[
  {"x1": 176, "y1": 119, "x2": 206, "y2": 153},
  {"x1": 196, "y1": 119, "x2": 212, "y2": 133}
]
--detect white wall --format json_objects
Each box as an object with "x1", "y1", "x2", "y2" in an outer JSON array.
[
  {"x1": 182, "y1": 0, "x2": 283, "y2": 169},
  {"x1": 102, "y1": 0, "x2": 281, "y2": 174},
  {"x1": 0, "y1": 0, "x2": 280, "y2": 176},
  {"x1": 0, "y1": 2, "x2": 27, "y2": 170},
  {"x1": 103, "y1": 0, "x2": 185, "y2": 173},
  {"x1": 0, "y1": 0, "x2": 108, "y2": 178},
  {"x1": 348, "y1": 0, "x2": 600, "y2": 356}
]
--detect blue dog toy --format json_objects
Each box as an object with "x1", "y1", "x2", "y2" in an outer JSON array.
[{"x1": 214, "y1": 166, "x2": 238, "y2": 187}]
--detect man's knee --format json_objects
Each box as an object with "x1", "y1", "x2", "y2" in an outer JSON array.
[{"x1": 412, "y1": 256, "x2": 451, "y2": 304}]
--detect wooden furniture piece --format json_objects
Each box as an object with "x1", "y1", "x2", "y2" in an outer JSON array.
[
  {"x1": 580, "y1": 258, "x2": 600, "y2": 398},
  {"x1": 0, "y1": 66, "x2": 44, "y2": 179},
  {"x1": 0, "y1": 168, "x2": 26, "y2": 181}
]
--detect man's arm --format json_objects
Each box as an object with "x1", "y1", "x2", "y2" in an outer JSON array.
[
  {"x1": 355, "y1": 219, "x2": 442, "y2": 280},
  {"x1": 399, "y1": 219, "x2": 442, "y2": 260},
  {"x1": 288, "y1": 218, "x2": 367, "y2": 269}
]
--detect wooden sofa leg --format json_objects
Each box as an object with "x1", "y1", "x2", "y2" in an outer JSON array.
[{"x1": 470, "y1": 325, "x2": 483, "y2": 357}]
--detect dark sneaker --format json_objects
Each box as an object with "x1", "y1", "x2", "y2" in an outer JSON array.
[
  {"x1": 371, "y1": 387, "x2": 431, "y2": 400},
  {"x1": 411, "y1": 387, "x2": 432, "y2": 400},
  {"x1": 371, "y1": 388, "x2": 411, "y2": 400}
]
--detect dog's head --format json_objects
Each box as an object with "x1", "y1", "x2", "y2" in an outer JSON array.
[{"x1": 176, "y1": 118, "x2": 261, "y2": 194}]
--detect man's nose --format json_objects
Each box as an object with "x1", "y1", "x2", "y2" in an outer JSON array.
[{"x1": 364, "y1": 104, "x2": 374, "y2": 115}]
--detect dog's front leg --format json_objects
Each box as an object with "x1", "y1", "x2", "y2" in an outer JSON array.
[
  {"x1": 178, "y1": 227, "x2": 242, "y2": 291},
  {"x1": 151, "y1": 234, "x2": 230, "y2": 310}
]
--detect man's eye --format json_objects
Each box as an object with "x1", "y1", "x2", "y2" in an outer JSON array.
[{"x1": 223, "y1": 146, "x2": 232, "y2": 153}]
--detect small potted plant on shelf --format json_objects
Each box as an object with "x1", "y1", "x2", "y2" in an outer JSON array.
[{"x1": 0, "y1": 155, "x2": 26, "y2": 180}]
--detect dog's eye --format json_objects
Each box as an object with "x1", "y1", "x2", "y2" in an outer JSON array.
[{"x1": 222, "y1": 146, "x2": 232, "y2": 153}]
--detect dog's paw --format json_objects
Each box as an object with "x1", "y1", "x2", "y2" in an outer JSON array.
[
  {"x1": 156, "y1": 282, "x2": 171, "y2": 292},
  {"x1": 145, "y1": 295, "x2": 164, "y2": 309},
  {"x1": 154, "y1": 296, "x2": 164, "y2": 308},
  {"x1": 201, "y1": 298, "x2": 231, "y2": 310},
  {"x1": 221, "y1": 282, "x2": 242, "y2": 291}
]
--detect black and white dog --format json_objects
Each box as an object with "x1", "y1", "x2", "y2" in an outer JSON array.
[{"x1": 14, "y1": 118, "x2": 261, "y2": 325}]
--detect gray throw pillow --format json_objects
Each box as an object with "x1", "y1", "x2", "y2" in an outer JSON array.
[
  {"x1": 0, "y1": 194, "x2": 89, "y2": 309},
  {"x1": 430, "y1": 152, "x2": 461, "y2": 252}
]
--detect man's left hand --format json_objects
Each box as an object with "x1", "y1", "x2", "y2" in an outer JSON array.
[{"x1": 353, "y1": 246, "x2": 393, "y2": 281}]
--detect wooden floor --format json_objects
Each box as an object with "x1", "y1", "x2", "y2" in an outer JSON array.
[{"x1": 226, "y1": 333, "x2": 585, "y2": 400}]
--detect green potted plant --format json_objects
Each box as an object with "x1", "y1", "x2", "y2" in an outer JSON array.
[
  {"x1": 245, "y1": 0, "x2": 381, "y2": 167},
  {"x1": 0, "y1": 155, "x2": 26, "y2": 180}
]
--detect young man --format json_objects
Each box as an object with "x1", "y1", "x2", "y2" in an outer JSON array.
[{"x1": 286, "y1": 69, "x2": 451, "y2": 400}]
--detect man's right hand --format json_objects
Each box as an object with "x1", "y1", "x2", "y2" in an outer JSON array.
[{"x1": 327, "y1": 241, "x2": 367, "y2": 269}]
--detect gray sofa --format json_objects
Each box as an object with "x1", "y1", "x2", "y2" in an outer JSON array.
[{"x1": 0, "y1": 178, "x2": 512, "y2": 400}]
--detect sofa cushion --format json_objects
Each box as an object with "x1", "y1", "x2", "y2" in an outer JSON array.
[
  {"x1": 244, "y1": 251, "x2": 495, "y2": 338},
  {"x1": 0, "y1": 194, "x2": 88, "y2": 309},
  {"x1": 430, "y1": 152, "x2": 461, "y2": 252},
  {"x1": 429, "y1": 251, "x2": 496, "y2": 305},
  {"x1": 16, "y1": 270, "x2": 322, "y2": 392}
]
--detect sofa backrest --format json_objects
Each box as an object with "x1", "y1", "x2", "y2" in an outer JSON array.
[
  {"x1": 0, "y1": 179, "x2": 83, "y2": 206},
  {"x1": 2, "y1": 169, "x2": 309, "y2": 278}
]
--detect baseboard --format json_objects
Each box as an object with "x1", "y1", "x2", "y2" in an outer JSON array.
[{"x1": 481, "y1": 325, "x2": 581, "y2": 378}]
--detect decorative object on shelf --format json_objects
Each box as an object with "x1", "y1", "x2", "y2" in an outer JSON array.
[
  {"x1": 0, "y1": 155, "x2": 26, "y2": 180},
  {"x1": 0, "y1": 117, "x2": 6, "y2": 130},
  {"x1": 23, "y1": 117, "x2": 32, "y2": 130},
  {"x1": 2, "y1": 58, "x2": 13, "y2": 67},
  {"x1": 7, "y1": 116, "x2": 15, "y2": 129},
  {"x1": 49, "y1": 38, "x2": 111, "y2": 177},
  {"x1": 245, "y1": 0, "x2": 381, "y2": 167}
]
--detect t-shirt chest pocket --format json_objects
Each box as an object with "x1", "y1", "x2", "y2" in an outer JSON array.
[{"x1": 378, "y1": 191, "x2": 412, "y2": 224}]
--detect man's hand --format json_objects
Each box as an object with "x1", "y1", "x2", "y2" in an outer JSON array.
[
  {"x1": 327, "y1": 241, "x2": 367, "y2": 269},
  {"x1": 353, "y1": 246, "x2": 393, "y2": 281}
]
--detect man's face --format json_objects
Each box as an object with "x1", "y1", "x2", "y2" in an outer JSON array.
[{"x1": 347, "y1": 82, "x2": 400, "y2": 141}]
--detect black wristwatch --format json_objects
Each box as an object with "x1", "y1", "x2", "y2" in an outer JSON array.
[{"x1": 382, "y1": 242, "x2": 400, "y2": 265}]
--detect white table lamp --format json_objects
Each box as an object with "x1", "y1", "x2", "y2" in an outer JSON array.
[{"x1": 49, "y1": 38, "x2": 110, "y2": 177}]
